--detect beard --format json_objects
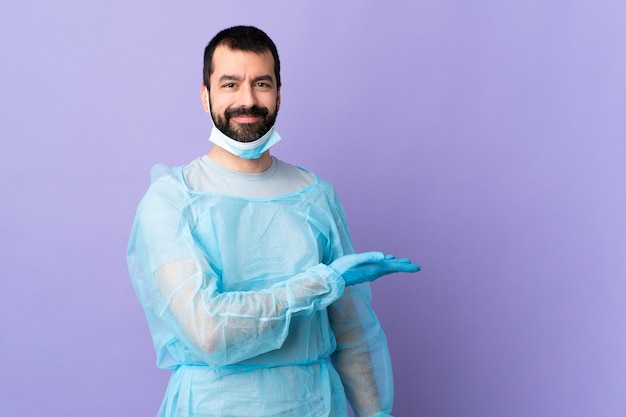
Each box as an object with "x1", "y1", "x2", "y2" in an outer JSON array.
[{"x1": 211, "y1": 104, "x2": 278, "y2": 143}]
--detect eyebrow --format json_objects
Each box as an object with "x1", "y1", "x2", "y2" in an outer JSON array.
[
  {"x1": 253, "y1": 75, "x2": 275, "y2": 84},
  {"x1": 218, "y1": 74, "x2": 275, "y2": 84}
]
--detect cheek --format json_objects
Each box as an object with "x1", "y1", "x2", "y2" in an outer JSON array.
[
  {"x1": 209, "y1": 97, "x2": 228, "y2": 115},
  {"x1": 265, "y1": 95, "x2": 279, "y2": 112}
]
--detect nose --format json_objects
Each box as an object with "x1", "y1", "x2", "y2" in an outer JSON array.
[{"x1": 236, "y1": 84, "x2": 257, "y2": 108}]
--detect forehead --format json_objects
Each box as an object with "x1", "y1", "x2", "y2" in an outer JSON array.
[{"x1": 210, "y1": 45, "x2": 275, "y2": 82}]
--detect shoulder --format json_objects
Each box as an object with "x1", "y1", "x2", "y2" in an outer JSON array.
[
  {"x1": 138, "y1": 164, "x2": 188, "y2": 213},
  {"x1": 272, "y1": 157, "x2": 339, "y2": 191},
  {"x1": 275, "y1": 159, "x2": 343, "y2": 207}
]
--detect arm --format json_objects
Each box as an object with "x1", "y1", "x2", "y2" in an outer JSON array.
[
  {"x1": 153, "y1": 258, "x2": 343, "y2": 365},
  {"x1": 326, "y1": 252, "x2": 418, "y2": 416},
  {"x1": 329, "y1": 284, "x2": 394, "y2": 417},
  {"x1": 319, "y1": 183, "x2": 414, "y2": 416}
]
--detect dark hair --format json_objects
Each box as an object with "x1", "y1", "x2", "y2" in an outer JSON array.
[{"x1": 203, "y1": 26, "x2": 281, "y2": 90}]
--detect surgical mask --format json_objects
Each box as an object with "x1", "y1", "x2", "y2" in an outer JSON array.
[{"x1": 205, "y1": 88, "x2": 281, "y2": 160}]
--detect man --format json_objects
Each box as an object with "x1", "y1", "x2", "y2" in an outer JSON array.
[{"x1": 127, "y1": 25, "x2": 420, "y2": 417}]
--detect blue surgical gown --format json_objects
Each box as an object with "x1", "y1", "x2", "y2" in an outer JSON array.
[{"x1": 127, "y1": 165, "x2": 393, "y2": 417}]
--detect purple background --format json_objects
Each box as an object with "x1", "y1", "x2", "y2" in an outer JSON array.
[{"x1": 2, "y1": 1, "x2": 625, "y2": 416}]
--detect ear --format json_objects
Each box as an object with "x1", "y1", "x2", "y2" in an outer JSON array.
[
  {"x1": 276, "y1": 87, "x2": 281, "y2": 112},
  {"x1": 200, "y1": 84, "x2": 210, "y2": 113}
]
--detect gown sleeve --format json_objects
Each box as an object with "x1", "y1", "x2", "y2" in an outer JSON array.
[
  {"x1": 323, "y1": 186, "x2": 394, "y2": 417},
  {"x1": 329, "y1": 285, "x2": 394, "y2": 417},
  {"x1": 126, "y1": 168, "x2": 345, "y2": 367}
]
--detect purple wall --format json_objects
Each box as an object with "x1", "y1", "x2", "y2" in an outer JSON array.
[{"x1": 2, "y1": 1, "x2": 625, "y2": 416}]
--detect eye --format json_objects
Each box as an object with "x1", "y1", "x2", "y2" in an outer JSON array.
[
  {"x1": 222, "y1": 83, "x2": 236, "y2": 88},
  {"x1": 255, "y1": 81, "x2": 274, "y2": 91}
]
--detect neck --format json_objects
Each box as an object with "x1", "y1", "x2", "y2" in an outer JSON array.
[{"x1": 207, "y1": 145, "x2": 273, "y2": 173}]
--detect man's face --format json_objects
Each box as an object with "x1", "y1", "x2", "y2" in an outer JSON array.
[{"x1": 208, "y1": 45, "x2": 280, "y2": 143}]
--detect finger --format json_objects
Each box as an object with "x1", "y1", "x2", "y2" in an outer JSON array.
[
  {"x1": 355, "y1": 251, "x2": 386, "y2": 264},
  {"x1": 399, "y1": 263, "x2": 421, "y2": 273},
  {"x1": 391, "y1": 258, "x2": 412, "y2": 264},
  {"x1": 383, "y1": 260, "x2": 421, "y2": 273}
]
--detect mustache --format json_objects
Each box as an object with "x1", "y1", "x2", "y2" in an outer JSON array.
[{"x1": 225, "y1": 105, "x2": 269, "y2": 119}]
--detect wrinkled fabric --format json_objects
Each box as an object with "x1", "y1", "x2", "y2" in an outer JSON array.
[
  {"x1": 208, "y1": 124, "x2": 282, "y2": 160},
  {"x1": 127, "y1": 164, "x2": 393, "y2": 417}
]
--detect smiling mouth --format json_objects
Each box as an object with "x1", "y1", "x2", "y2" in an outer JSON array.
[{"x1": 232, "y1": 115, "x2": 261, "y2": 123}]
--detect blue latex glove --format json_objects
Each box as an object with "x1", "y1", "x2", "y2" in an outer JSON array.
[{"x1": 329, "y1": 252, "x2": 420, "y2": 286}]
